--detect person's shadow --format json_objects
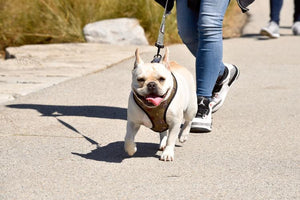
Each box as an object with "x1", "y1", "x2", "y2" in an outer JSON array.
[
  {"x1": 7, "y1": 104, "x2": 160, "y2": 163},
  {"x1": 7, "y1": 104, "x2": 127, "y2": 119}
]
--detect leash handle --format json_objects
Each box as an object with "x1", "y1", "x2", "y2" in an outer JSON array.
[{"x1": 151, "y1": 0, "x2": 169, "y2": 63}]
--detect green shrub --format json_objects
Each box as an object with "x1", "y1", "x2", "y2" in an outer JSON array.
[{"x1": 0, "y1": 0, "x2": 180, "y2": 51}]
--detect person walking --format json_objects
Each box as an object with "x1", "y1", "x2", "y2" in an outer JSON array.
[
  {"x1": 155, "y1": 0, "x2": 253, "y2": 132},
  {"x1": 176, "y1": 0, "x2": 240, "y2": 132},
  {"x1": 260, "y1": 0, "x2": 300, "y2": 38}
]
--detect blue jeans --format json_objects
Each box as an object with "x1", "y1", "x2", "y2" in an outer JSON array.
[
  {"x1": 295, "y1": 0, "x2": 300, "y2": 22},
  {"x1": 176, "y1": 0, "x2": 229, "y2": 98},
  {"x1": 270, "y1": 0, "x2": 300, "y2": 24},
  {"x1": 270, "y1": 0, "x2": 283, "y2": 24}
]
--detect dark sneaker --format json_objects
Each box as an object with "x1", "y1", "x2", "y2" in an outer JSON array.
[
  {"x1": 191, "y1": 96, "x2": 212, "y2": 133},
  {"x1": 211, "y1": 63, "x2": 240, "y2": 113}
]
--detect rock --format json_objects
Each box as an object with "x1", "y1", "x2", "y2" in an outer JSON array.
[{"x1": 83, "y1": 18, "x2": 149, "y2": 45}]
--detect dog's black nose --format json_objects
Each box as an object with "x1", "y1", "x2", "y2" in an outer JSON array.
[{"x1": 147, "y1": 82, "x2": 157, "y2": 91}]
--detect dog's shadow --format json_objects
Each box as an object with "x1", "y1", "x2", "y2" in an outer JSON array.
[
  {"x1": 72, "y1": 141, "x2": 160, "y2": 163},
  {"x1": 7, "y1": 103, "x2": 160, "y2": 163}
]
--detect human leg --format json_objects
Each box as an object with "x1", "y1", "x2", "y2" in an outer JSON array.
[
  {"x1": 190, "y1": 0, "x2": 230, "y2": 132},
  {"x1": 292, "y1": 0, "x2": 300, "y2": 35},
  {"x1": 176, "y1": 0, "x2": 198, "y2": 56},
  {"x1": 260, "y1": 0, "x2": 283, "y2": 38},
  {"x1": 177, "y1": 0, "x2": 238, "y2": 132},
  {"x1": 195, "y1": 0, "x2": 229, "y2": 98},
  {"x1": 294, "y1": 0, "x2": 300, "y2": 22},
  {"x1": 177, "y1": 0, "x2": 227, "y2": 97},
  {"x1": 270, "y1": 0, "x2": 283, "y2": 24}
]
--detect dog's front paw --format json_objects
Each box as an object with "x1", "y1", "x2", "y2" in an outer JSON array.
[
  {"x1": 124, "y1": 141, "x2": 137, "y2": 156},
  {"x1": 160, "y1": 146, "x2": 174, "y2": 161}
]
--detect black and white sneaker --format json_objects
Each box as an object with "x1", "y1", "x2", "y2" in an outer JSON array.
[
  {"x1": 211, "y1": 63, "x2": 240, "y2": 113},
  {"x1": 191, "y1": 96, "x2": 212, "y2": 133}
]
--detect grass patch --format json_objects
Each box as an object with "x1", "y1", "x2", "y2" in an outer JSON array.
[
  {"x1": 223, "y1": 0, "x2": 248, "y2": 38},
  {"x1": 0, "y1": 0, "x2": 246, "y2": 57},
  {"x1": 0, "y1": 0, "x2": 179, "y2": 50}
]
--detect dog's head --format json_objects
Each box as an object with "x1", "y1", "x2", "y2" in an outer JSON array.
[{"x1": 131, "y1": 48, "x2": 173, "y2": 107}]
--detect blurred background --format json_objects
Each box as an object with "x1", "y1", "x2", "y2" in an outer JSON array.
[{"x1": 0, "y1": 0, "x2": 246, "y2": 56}]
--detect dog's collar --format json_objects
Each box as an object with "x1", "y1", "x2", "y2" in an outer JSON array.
[{"x1": 133, "y1": 73, "x2": 178, "y2": 132}]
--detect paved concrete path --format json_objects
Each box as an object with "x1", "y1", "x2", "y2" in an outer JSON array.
[
  {"x1": 1, "y1": 1, "x2": 299, "y2": 199},
  {"x1": 0, "y1": 44, "x2": 153, "y2": 104}
]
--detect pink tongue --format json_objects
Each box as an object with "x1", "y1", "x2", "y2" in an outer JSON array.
[{"x1": 146, "y1": 97, "x2": 163, "y2": 106}]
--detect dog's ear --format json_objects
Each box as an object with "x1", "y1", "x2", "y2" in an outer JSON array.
[
  {"x1": 162, "y1": 47, "x2": 170, "y2": 69},
  {"x1": 134, "y1": 48, "x2": 144, "y2": 69}
]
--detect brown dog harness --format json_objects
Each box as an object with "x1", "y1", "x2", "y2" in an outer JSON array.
[{"x1": 133, "y1": 73, "x2": 177, "y2": 133}]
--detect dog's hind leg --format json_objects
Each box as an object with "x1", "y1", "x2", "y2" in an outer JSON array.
[
  {"x1": 179, "y1": 99, "x2": 197, "y2": 142},
  {"x1": 179, "y1": 121, "x2": 192, "y2": 143}
]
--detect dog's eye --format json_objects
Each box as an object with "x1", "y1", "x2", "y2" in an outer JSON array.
[
  {"x1": 137, "y1": 78, "x2": 145, "y2": 82},
  {"x1": 159, "y1": 77, "x2": 165, "y2": 82}
]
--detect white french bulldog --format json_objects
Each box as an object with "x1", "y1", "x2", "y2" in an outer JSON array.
[{"x1": 124, "y1": 48, "x2": 197, "y2": 161}]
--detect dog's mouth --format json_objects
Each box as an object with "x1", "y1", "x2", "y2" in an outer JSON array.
[
  {"x1": 134, "y1": 90, "x2": 169, "y2": 106},
  {"x1": 145, "y1": 94, "x2": 165, "y2": 106}
]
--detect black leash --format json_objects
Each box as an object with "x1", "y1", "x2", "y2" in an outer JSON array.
[{"x1": 151, "y1": 0, "x2": 170, "y2": 63}]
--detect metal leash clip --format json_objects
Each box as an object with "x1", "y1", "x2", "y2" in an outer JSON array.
[
  {"x1": 151, "y1": 0, "x2": 169, "y2": 63},
  {"x1": 151, "y1": 54, "x2": 162, "y2": 63}
]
